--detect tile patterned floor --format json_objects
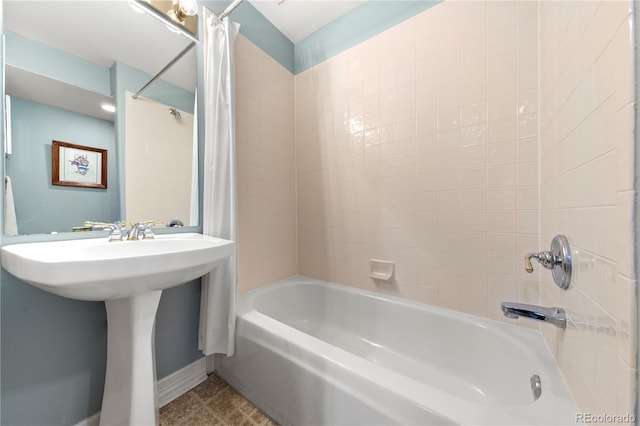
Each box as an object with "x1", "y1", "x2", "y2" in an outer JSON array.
[{"x1": 159, "y1": 373, "x2": 277, "y2": 426}]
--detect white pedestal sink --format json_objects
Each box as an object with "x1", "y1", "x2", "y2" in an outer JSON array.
[{"x1": 1, "y1": 233, "x2": 234, "y2": 425}]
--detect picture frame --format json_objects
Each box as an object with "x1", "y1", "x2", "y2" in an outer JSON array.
[{"x1": 52, "y1": 140, "x2": 107, "y2": 189}]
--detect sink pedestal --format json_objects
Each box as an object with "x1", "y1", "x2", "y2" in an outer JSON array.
[{"x1": 100, "y1": 291, "x2": 163, "y2": 426}]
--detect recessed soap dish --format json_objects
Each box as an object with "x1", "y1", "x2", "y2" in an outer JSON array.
[{"x1": 368, "y1": 259, "x2": 395, "y2": 281}]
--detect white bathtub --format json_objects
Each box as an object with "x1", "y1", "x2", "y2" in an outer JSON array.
[{"x1": 215, "y1": 277, "x2": 576, "y2": 425}]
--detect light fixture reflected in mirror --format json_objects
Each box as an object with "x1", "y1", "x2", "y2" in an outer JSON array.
[
  {"x1": 167, "y1": 0, "x2": 197, "y2": 24},
  {"x1": 131, "y1": 0, "x2": 198, "y2": 39}
]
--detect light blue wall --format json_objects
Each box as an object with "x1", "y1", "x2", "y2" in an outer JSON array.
[
  {"x1": 1, "y1": 270, "x2": 108, "y2": 424},
  {"x1": 112, "y1": 62, "x2": 195, "y2": 115},
  {"x1": 155, "y1": 282, "x2": 203, "y2": 378},
  {"x1": 5, "y1": 31, "x2": 110, "y2": 96},
  {"x1": 6, "y1": 98, "x2": 119, "y2": 234}
]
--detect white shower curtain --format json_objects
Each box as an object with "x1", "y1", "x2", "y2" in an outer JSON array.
[{"x1": 198, "y1": 8, "x2": 240, "y2": 357}]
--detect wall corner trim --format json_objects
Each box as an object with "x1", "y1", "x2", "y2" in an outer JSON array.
[{"x1": 73, "y1": 357, "x2": 208, "y2": 426}]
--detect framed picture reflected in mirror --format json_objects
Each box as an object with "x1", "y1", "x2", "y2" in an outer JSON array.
[{"x1": 52, "y1": 140, "x2": 107, "y2": 189}]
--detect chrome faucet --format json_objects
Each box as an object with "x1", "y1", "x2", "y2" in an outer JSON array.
[
  {"x1": 126, "y1": 222, "x2": 145, "y2": 240},
  {"x1": 108, "y1": 222, "x2": 155, "y2": 241},
  {"x1": 127, "y1": 222, "x2": 156, "y2": 240},
  {"x1": 501, "y1": 302, "x2": 567, "y2": 329}
]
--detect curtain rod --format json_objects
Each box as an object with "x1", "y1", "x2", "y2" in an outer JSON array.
[
  {"x1": 133, "y1": 0, "x2": 244, "y2": 100},
  {"x1": 218, "y1": 0, "x2": 244, "y2": 20},
  {"x1": 132, "y1": 41, "x2": 196, "y2": 100}
]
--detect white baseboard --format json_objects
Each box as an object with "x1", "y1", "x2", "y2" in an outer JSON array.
[
  {"x1": 75, "y1": 357, "x2": 208, "y2": 426},
  {"x1": 157, "y1": 357, "x2": 208, "y2": 407}
]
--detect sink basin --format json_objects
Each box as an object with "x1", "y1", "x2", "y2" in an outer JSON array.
[
  {"x1": 1, "y1": 232, "x2": 234, "y2": 301},
  {"x1": 1, "y1": 232, "x2": 235, "y2": 426}
]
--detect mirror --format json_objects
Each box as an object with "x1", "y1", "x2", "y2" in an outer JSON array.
[{"x1": 3, "y1": 0, "x2": 198, "y2": 236}]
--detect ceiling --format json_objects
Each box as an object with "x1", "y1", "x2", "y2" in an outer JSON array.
[{"x1": 249, "y1": 0, "x2": 366, "y2": 43}]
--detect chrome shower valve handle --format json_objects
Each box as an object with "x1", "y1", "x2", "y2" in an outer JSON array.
[
  {"x1": 524, "y1": 234, "x2": 572, "y2": 290},
  {"x1": 524, "y1": 251, "x2": 559, "y2": 273}
]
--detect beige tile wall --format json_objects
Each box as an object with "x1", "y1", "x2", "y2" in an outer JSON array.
[
  {"x1": 295, "y1": 1, "x2": 540, "y2": 323},
  {"x1": 235, "y1": 35, "x2": 298, "y2": 294},
  {"x1": 538, "y1": 0, "x2": 636, "y2": 415}
]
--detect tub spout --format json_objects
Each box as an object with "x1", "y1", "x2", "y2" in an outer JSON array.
[{"x1": 501, "y1": 302, "x2": 566, "y2": 329}]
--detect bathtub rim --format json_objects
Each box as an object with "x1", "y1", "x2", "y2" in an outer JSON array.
[{"x1": 241, "y1": 275, "x2": 548, "y2": 340}]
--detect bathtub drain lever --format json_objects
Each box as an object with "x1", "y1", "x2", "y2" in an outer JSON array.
[{"x1": 530, "y1": 374, "x2": 542, "y2": 401}]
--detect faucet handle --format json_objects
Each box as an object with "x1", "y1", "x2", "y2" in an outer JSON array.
[
  {"x1": 142, "y1": 223, "x2": 155, "y2": 240},
  {"x1": 524, "y1": 251, "x2": 556, "y2": 273},
  {"x1": 524, "y1": 253, "x2": 537, "y2": 273},
  {"x1": 108, "y1": 221, "x2": 125, "y2": 242}
]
